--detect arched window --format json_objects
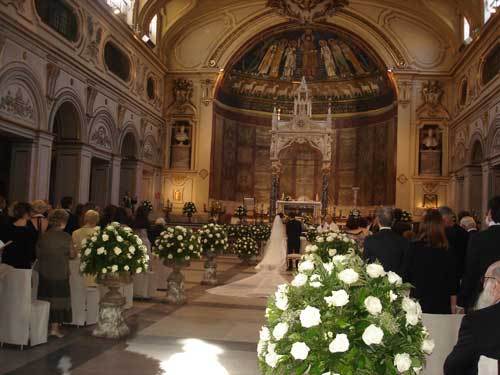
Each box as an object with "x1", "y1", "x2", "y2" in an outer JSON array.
[
  {"x1": 104, "y1": 42, "x2": 131, "y2": 82},
  {"x1": 35, "y1": 0, "x2": 78, "y2": 42},
  {"x1": 147, "y1": 77, "x2": 156, "y2": 100},
  {"x1": 463, "y1": 17, "x2": 470, "y2": 41},
  {"x1": 482, "y1": 44, "x2": 500, "y2": 85},
  {"x1": 149, "y1": 15, "x2": 158, "y2": 45}
]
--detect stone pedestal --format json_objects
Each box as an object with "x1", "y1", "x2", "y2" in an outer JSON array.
[
  {"x1": 165, "y1": 260, "x2": 189, "y2": 304},
  {"x1": 93, "y1": 275, "x2": 130, "y2": 339},
  {"x1": 201, "y1": 252, "x2": 218, "y2": 286}
]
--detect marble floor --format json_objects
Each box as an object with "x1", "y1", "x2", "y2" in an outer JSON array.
[{"x1": 0, "y1": 256, "x2": 287, "y2": 375}]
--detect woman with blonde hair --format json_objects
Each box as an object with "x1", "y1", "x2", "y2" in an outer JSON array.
[
  {"x1": 36, "y1": 209, "x2": 76, "y2": 337},
  {"x1": 72, "y1": 210, "x2": 100, "y2": 253},
  {"x1": 30, "y1": 199, "x2": 49, "y2": 235}
]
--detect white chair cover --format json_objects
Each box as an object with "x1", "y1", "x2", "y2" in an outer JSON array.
[
  {"x1": 133, "y1": 271, "x2": 157, "y2": 299},
  {"x1": 478, "y1": 356, "x2": 498, "y2": 375},
  {"x1": 68, "y1": 260, "x2": 99, "y2": 326},
  {"x1": 0, "y1": 268, "x2": 49, "y2": 347},
  {"x1": 422, "y1": 313, "x2": 464, "y2": 375}
]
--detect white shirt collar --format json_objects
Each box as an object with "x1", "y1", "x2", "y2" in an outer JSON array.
[
  {"x1": 467, "y1": 228, "x2": 477, "y2": 232},
  {"x1": 379, "y1": 226, "x2": 392, "y2": 231},
  {"x1": 489, "y1": 221, "x2": 500, "y2": 227}
]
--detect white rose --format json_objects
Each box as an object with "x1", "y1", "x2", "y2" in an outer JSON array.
[
  {"x1": 167, "y1": 254, "x2": 173, "y2": 259},
  {"x1": 364, "y1": 296, "x2": 383, "y2": 315},
  {"x1": 259, "y1": 326, "x2": 270, "y2": 341},
  {"x1": 310, "y1": 281, "x2": 322, "y2": 288},
  {"x1": 324, "y1": 289, "x2": 349, "y2": 307},
  {"x1": 185, "y1": 256, "x2": 190, "y2": 260},
  {"x1": 136, "y1": 267, "x2": 142, "y2": 274},
  {"x1": 394, "y1": 353, "x2": 412, "y2": 373},
  {"x1": 265, "y1": 352, "x2": 281, "y2": 368},
  {"x1": 406, "y1": 312, "x2": 419, "y2": 326},
  {"x1": 387, "y1": 271, "x2": 403, "y2": 285},
  {"x1": 129, "y1": 246, "x2": 136, "y2": 254},
  {"x1": 328, "y1": 248, "x2": 337, "y2": 256},
  {"x1": 177, "y1": 235, "x2": 183, "y2": 241},
  {"x1": 290, "y1": 342, "x2": 310, "y2": 360},
  {"x1": 323, "y1": 262, "x2": 334, "y2": 274},
  {"x1": 272, "y1": 322, "x2": 288, "y2": 341},
  {"x1": 422, "y1": 339, "x2": 435, "y2": 354},
  {"x1": 326, "y1": 236, "x2": 334, "y2": 242},
  {"x1": 102, "y1": 234, "x2": 109, "y2": 242},
  {"x1": 101, "y1": 267, "x2": 107, "y2": 274},
  {"x1": 81, "y1": 239, "x2": 87, "y2": 246},
  {"x1": 298, "y1": 260, "x2": 314, "y2": 273},
  {"x1": 97, "y1": 247, "x2": 105, "y2": 255},
  {"x1": 257, "y1": 340, "x2": 266, "y2": 356},
  {"x1": 332, "y1": 255, "x2": 346, "y2": 265},
  {"x1": 111, "y1": 265, "x2": 118, "y2": 273},
  {"x1": 338, "y1": 268, "x2": 359, "y2": 284},
  {"x1": 84, "y1": 248, "x2": 91, "y2": 256},
  {"x1": 113, "y1": 247, "x2": 122, "y2": 256},
  {"x1": 106, "y1": 225, "x2": 113, "y2": 231},
  {"x1": 300, "y1": 305, "x2": 321, "y2": 328},
  {"x1": 116, "y1": 236, "x2": 123, "y2": 242},
  {"x1": 389, "y1": 290, "x2": 398, "y2": 302},
  {"x1": 362, "y1": 324, "x2": 384, "y2": 345},
  {"x1": 366, "y1": 263, "x2": 386, "y2": 278},
  {"x1": 79, "y1": 262, "x2": 86, "y2": 271},
  {"x1": 329, "y1": 333, "x2": 349, "y2": 353},
  {"x1": 124, "y1": 265, "x2": 130, "y2": 271},
  {"x1": 291, "y1": 273, "x2": 308, "y2": 287},
  {"x1": 275, "y1": 295, "x2": 288, "y2": 311},
  {"x1": 413, "y1": 367, "x2": 422, "y2": 374},
  {"x1": 316, "y1": 237, "x2": 325, "y2": 243}
]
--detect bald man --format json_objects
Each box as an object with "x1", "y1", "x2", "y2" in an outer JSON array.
[{"x1": 444, "y1": 261, "x2": 500, "y2": 375}]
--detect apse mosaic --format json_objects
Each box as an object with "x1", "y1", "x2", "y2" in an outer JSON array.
[{"x1": 217, "y1": 27, "x2": 395, "y2": 114}]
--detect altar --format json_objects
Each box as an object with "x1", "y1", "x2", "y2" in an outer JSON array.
[{"x1": 276, "y1": 200, "x2": 322, "y2": 219}]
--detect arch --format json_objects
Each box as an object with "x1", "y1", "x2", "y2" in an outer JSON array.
[
  {"x1": 486, "y1": 115, "x2": 500, "y2": 158},
  {"x1": 469, "y1": 135, "x2": 484, "y2": 165},
  {"x1": 119, "y1": 125, "x2": 141, "y2": 159},
  {"x1": 0, "y1": 62, "x2": 47, "y2": 130},
  {"x1": 88, "y1": 109, "x2": 117, "y2": 153},
  {"x1": 48, "y1": 89, "x2": 86, "y2": 140}
]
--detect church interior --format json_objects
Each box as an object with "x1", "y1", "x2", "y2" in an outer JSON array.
[{"x1": 0, "y1": 0, "x2": 499, "y2": 374}]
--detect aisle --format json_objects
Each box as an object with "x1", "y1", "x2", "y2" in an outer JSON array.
[{"x1": 0, "y1": 257, "x2": 275, "y2": 375}]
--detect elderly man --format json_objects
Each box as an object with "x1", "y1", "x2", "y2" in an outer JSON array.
[
  {"x1": 460, "y1": 216, "x2": 478, "y2": 233},
  {"x1": 444, "y1": 261, "x2": 500, "y2": 375},
  {"x1": 460, "y1": 196, "x2": 500, "y2": 309},
  {"x1": 363, "y1": 207, "x2": 409, "y2": 278},
  {"x1": 317, "y1": 214, "x2": 339, "y2": 233}
]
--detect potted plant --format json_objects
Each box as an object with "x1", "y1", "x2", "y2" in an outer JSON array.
[
  {"x1": 79, "y1": 222, "x2": 149, "y2": 338},
  {"x1": 198, "y1": 223, "x2": 229, "y2": 285},
  {"x1": 182, "y1": 202, "x2": 197, "y2": 223},
  {"x1": 153, "y1": 226, "x2": 201, "y2": 304},
  {"x1": 258, "y1": 253, "x2": 434, "y2": 374},
  {"x1": 304, "y1": 230, "x2": 360, "y2": 263}
]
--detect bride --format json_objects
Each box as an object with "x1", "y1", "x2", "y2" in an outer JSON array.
[{"x1": 207, "y1": 215, "x2": 289, "y2": 298}]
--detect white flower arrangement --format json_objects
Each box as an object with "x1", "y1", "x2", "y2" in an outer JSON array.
[
  {"x1": 233, "y1": 235, "x2": 259, "y2": 261},
  {"x1": 258, "y1": 254, "x2": 433, "y2": 374},
  {"x1": 79, "y1": 222, "x2": 148, "y2": 277},
  {"x1": 234, "y1": 205, "x2": 248, "y2": 219},
  {"x1": 305, "y1": 230, "x2": 360, "y2": 262},
  {"x1": 198, "y1": 223, "x2": 229, "y2": 255},
  {"x1": 153, "y1": 225, "x2": 201, "y2": 263},
  {"x1": 182, "y1": 202, "x2": 197, "y2": 217}
]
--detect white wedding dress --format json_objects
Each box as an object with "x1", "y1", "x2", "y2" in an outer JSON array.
[{"x1": 207, "y1": 216, "x2": 289, "y2": 298}]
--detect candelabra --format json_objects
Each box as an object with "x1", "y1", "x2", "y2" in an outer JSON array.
[
  {"x1": 203, "y1": 200, "x2": 226, "y2": 223},
  {"x1": 163, "y1": 199, "x2": 173, "y2": 223}
]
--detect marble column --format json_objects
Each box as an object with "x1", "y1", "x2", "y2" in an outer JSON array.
[
  {"x1": 33, "y1": 133, "x2": 54, "y2": 201},
  {"x1": 110, "y1": 156, "x2": 122, "y2": 206},
  {"x1": 481, "y1": 162, "x2": 492, "y2": 224}
]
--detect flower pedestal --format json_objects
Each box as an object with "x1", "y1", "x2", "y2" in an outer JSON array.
[
  {"x1": 164, "y1": 259, "x2": 189, "y2": 305},
  {"x1": 93, "y1": 273, "x2": 130, "y2": 339},
  {"x1": 201, "y1": 251, "x2": 218, "y2": 286},
  {"x1": 242, "y1": 255, "x2": 258, "y2": 266}
]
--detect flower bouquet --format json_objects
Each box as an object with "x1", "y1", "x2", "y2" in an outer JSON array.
[
  {"x1": 234, "y1": 236, "x2": 259, "y2": 264},
  {"x1": 153, "y1": 226, "x2": 201, "y2": 304},
  {"x1": 198, "y1": 223, "x2": 229, "y2": 285},
  {"x1": 400, "y1": 210, "x2": 413, "y2": 223},
  {"x1": 234, "y1": 205, "x2": 248, "y2": 220},
  {"x1": 305, "y1": 227, "x2": 318, "y2": 243},
  {"x1": 182, "y1": 202, "x2": 197, "y2": 223},
  {"x1": 141, "y1": 200, "x2": 153, "y2": 212},
  {"x1": 258, "y1": 254, "x2": 434, "y2": 374},
  {"x1": 304, "y1": 231, "x2": 360, "y2": 262},
  {"x1": 79, "y1": 222, "x2": 149, "y2": 338},
  {"x1": 250, "y1": 223, "x2": 272, "y2": 243}
]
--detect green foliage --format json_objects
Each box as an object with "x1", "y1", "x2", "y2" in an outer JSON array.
[
  {"x1": 234, "y1": 236, "x2": 259, "y2": 260},
  {"x1": 79, "y1": 222, "x2": 149, "y2": 277},
  {"x1": 234, "y1": 205, "x2": 248, "y2": 219},
  {"x1": 198, "y1": 223, "x2": 229, "y2": 254},
  {"x1": 250, "y1": 223, "x2": 272, "y2": 242},
  {"x1": 153, "y1": 225, "x2": 202, "y2": 262},
  {"x1": 182, "y1": 202, "x2": 197, "y2": 217}
]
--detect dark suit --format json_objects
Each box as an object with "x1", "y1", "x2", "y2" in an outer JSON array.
[
  {"x1": 446, "y1": 224, "x2": 469, "y2": 288},
  {"x1": 444, "y1": 303, "x2": 500, "y2": 375},
  {"x1": 459, "y1": 225, "x2": 500, "y2": 308},
  {"x1": 63, "y1": 210, "x2": 79, "y2": 234},
  {"x1": 286, "y1": 219, "x2": 302, "y2": 254},
  {"x1": 363, "y1": 228, "x2": 409, "y2": 278}
]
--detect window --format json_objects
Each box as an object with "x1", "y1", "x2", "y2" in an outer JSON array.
[
  {"x1": 105, "y1": 0, "x2": 134, "y2": 25},
  {"x1": 104, "y1": 42, "x2": 131, "y2": 81},
  {"x1": 463, "y1": 17, "x2": 470, "y2": 41},
  {"x1": 147, "y1": 77, "x2": 156, "y2": 100},
  {"x1": 35, "y1": 0, "x2": 78, "y2": 42},
  {"x1": 482, "y1": 44, "x2": 500, "y2": 85},
  {"x1": 149, "y1": 15, "x2": 158, "y2": 45},
  {"x1": 484, "y1": 0, "x2": 498, "y2": 23}
]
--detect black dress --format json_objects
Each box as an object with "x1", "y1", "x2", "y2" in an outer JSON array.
[
  {"x1": 0, "y1": 223, "x2": 37, "y2": 269},
  {"x1": 406, "y1": 240, "x2": 457, "y2": 314}
]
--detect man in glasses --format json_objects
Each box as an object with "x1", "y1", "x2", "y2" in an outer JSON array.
[{"x1": 444, "y1": 261, "x2": 500, "y2": 374}]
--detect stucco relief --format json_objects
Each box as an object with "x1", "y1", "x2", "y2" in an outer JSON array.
[
  {"x1": 0, "y1": 85, "x2": 34, "y2": 122},
  {"x1": 90, "y1": 125, "x2": 112, "y2": 150}
]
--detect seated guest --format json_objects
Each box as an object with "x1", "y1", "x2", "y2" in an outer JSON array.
[
  {"x1": 0, "y1": 195, "x2": 10, "y2": 227},
  {"x1": 37, "y1": 209, "x2": 75, "y2": 338},
  {"x1": 0, "y1": 202, "x2": 37, "y2": 269},
  {"x1": 459, "y1": 196, "x2": 500, "y2": 309},
  {"x1": 61, "y1": 196, "x2": 79, "y2": 234},
  {"x1": 115, "y1": 207, "x2": 132, "y2": 227},
  {"x1": 363, "y1": 207, "x2": 409, "y2": 277},
  {"x1": 72, "y1": 210, "x2": 100, "y2": 255},
  {"x1": 317, "y1": 214, "x2": 339, "y2": 233},
  {"x1": 406, "y1": 209, "x2": 457, "y2": 314},
  {"x1": 457, "y1": 210, "x2": 472, "y2": 224},
  {"x1": 345, "y1": 213, "x2": 368, "y2": 248},
  {"x1": 440, "y1": 206, "x2": 468, "y2": 289},
  {"x1": 444, "y1": 261, "x2": 500, "y2": 375},
  {"x1": 30, "y1": 199, "x2": 49, "y2": 235}
]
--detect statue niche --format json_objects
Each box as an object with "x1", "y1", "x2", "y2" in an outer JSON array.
[
  {"x1": 419, "y1": 124, "x2": 442, "y2": 176},
  {"x1": 169, "y1": 121, "x2": 192, "y2": 170}
]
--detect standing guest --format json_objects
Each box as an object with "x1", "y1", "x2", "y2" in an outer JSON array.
[
  {"x1": 72, "y1": 210, "x2": 100, "y2": 254},
  {"x1": 36, "y1": 209, "x2": 75, "y2": 338},
  {"x1": 148, "y1": 217, "x2": 166, "y2": 245},
  {"x1": 459, "y1": 196, "x2": 500, "y2": 309},
  {"x1": 444, "y1": 261, "x2": 500, "y2": 375},
  {"x1": 440, "y1": 206, "x2": 468, "y2": 289},
  {"x1": 317, "y1": 214, "x2": 339, "y2": 233},
  {"x1": 74, "y1": 203, "x2": 85, "y2": 228},
  {"x1": 406, "y1": 209, "x2": 457, "y2": 314},
  {"x1": 363, "y1": 207, "x2": 409, "y2": 277},
  {"x1": 115, "y1": 207, "x2": 132, "y2": 226},
  {"x1": 132, "y1": 206, "x2": 151, "y2": 252},
  {"x1": 30, "y1": 200, "x2": 49, "y2": 236},
  {"x1": 457, "y1": 210, "x2": 472, "y2": 224},
  {"x1": 0, "y1": 202, "x2": 37, "y2": 269},
  {"x1": 99, "y1": 205, "x2": 117, "y2": 228},
  {"x1": 61, "y1": 196, "x2": 78, "y2": 234}
]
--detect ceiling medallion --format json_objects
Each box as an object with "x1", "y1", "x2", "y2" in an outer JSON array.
[{"x1": 267, "y1": 0, "x2": 349, "y2": 23}]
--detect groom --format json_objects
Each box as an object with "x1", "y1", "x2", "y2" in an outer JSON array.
[{"x1": 286, "y1": 212, "x2": 303, "y2": 270}]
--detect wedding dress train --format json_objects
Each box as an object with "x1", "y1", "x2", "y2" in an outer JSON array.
[{"x1": 207, "y1": 216, "x2": 289, "y2": 298}]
